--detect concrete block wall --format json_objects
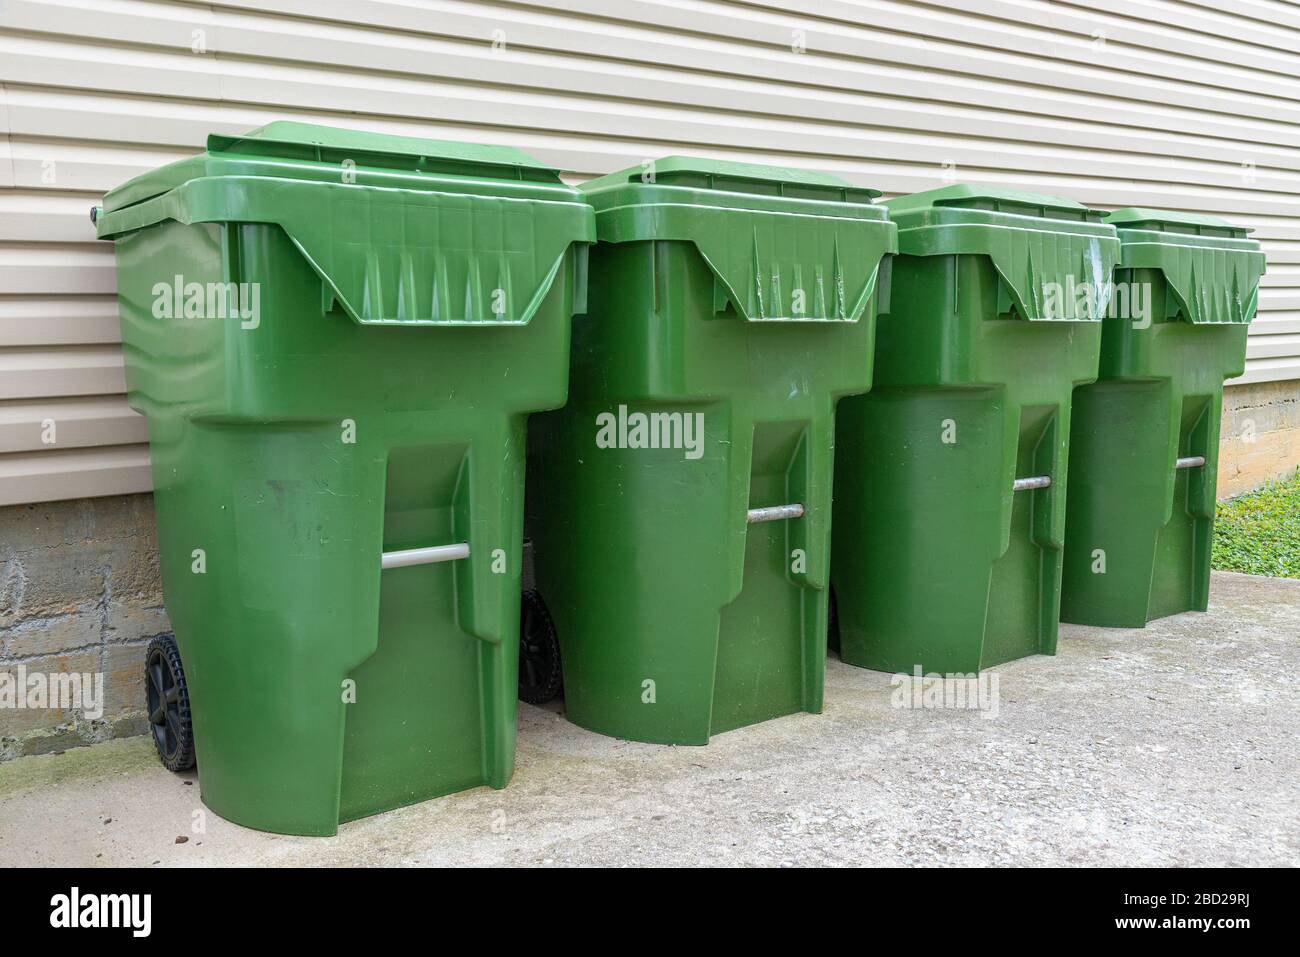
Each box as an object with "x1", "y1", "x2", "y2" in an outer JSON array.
[
  {"x1": 1, "y1": 380, "x2": 1297, "y2": 761},
  {"x1": 1, "y1": 495, "x2": 166, "y2": 758},
  {"x1": 1218, "y1": 380, "x2": 1300, "y2": 499}
]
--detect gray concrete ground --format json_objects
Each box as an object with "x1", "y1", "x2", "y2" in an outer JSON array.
[{"x1": 0, "y1": 570, "x2": 1296, "y2": 867}]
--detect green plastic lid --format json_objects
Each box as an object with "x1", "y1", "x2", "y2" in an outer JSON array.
[
  {"x1": 885, "y1": 184, "x2": 1104, "y2": 223},
  {"x1": 578, "y1": 156, "x2": 896, "y2": 323},
  {"x1": 95, "y1": 123, "x2": 596, "y2": 328},
  {"x1": 103, "y1": 121, "x2": 566, "y2": 214},
  {"x1": 583, "y1": 156, "x2": 882, "y2": 205},
  {"x1": 1104, "y1": 207, "x2": 1252, "y2": 239},
  {"x1": 883, "y1": 183, "x2": 1120, "y2": 321},
  {"x1": 1101, "y1": 207, "x2": 1264, "y2": 324}
]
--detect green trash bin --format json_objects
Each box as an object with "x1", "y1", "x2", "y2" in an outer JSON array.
[
  {"x1": 94, "y1": 122, "x2": 594, "y2": 835},
  {"x1": 1061, "y1": 209, "x2": 1266, "y2": 627},
  {"x1": 526, "y1": 158, "x2": 897, "y2": 744},
  {"x1": 832, "y1": 185, "x2": 1120, "y2": 675}
]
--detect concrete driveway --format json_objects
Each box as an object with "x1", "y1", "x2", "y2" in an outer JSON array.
[{"x1": 1, "y1": 570, "x2": 1296, "y2": 867}]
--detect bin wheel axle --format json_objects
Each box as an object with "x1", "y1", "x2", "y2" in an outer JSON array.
[
  {"x1": 145, "y1": 634, "x2": 196, "y2": 773},
  {"x1": 518, "y1": 589, "x2": 563, "y2": 705}
]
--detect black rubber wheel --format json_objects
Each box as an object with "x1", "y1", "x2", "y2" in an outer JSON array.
[
  {"x1": 827, "y1": 583, "x2": 841, "y2": 655},
  {"x1": 518, "y1": 589, "x2": 562, "y2": 705},
  {"x1": 145, "y1": 634, "x2": 196, "y2": 772}
]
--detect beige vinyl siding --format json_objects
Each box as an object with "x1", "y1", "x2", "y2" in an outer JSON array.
[{"x1": 1, "y1": 0, "x2": 1297, "y2": 505}]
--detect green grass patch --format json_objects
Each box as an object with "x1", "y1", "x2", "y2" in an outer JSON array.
[{"x1": 1212, "y1": 472, "x2": 1300, "y2": 578}]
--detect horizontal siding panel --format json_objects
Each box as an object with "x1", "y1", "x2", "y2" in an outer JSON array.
[
  {"x1": 1260, "y1": 295, "x2": 1297, "y2": 319},
  {"x1": 1230, "y1": 356, "x2": 1300, "y2": 386},
  {"x1": 0, "y1": 345, "x2": 126, "y2": 400},
  {"x1": 0, "y1": 444, "x2": 151, "y2": 507},
  {"x1": 0, "y1": 297, "x2": 121, "y2": 346},
  {"x1": 0, "y1": 395, "x2": 145, "y2": 454},
  {"x1": 7, "y1": 5, "x2": 1300, "y2": 154},
  {"x1": 209, "y1": 0, "x2": 1299, "y2": 120},
  {"x1": 1171, "y1": 0, "x2": 1300, "y2": 36},
  {"x1": 1249, "y1": 316, "x2": 1300, "y2": 338},
  {"x1": 1259, "y1": 268, "x2": 1300, "y2": 289},
  {"x1": 0, "y1": 191, "x2": 107, "y2": 242},
  {"x1": 0, "y1": 0, "x2": 1297, "y2": 505},
  {"x1": 1261, "y1": 294, "x2": 1300, "y2": 312},
  {"x1": 0, "y1": 245, "x2": 115, "y2": 295},
  {"x1": 6, "y1": 140, "x2": 184, "y2": 194},
  {"x1": 1246, "y1": 332, "x2": 1300, "y2": 361},
  {"x1": 1052, "y1": 0, "x2": 1300, "y2": 57},
  {"x1": 1266, "y1": 245, "x2": 1300, "y2": 265},
  {"x1": 931, "y1": 0, "x2": 1300, "y2": 76},
  {"x1": 8, "y1": 76, "x2": 1299, "y2": 182},
  {"x1": 499, "y1": 0, "x2": 1300, "y2": 124}
]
